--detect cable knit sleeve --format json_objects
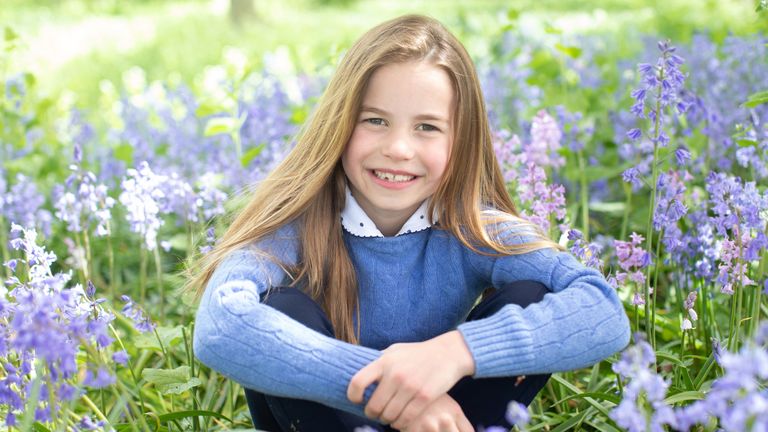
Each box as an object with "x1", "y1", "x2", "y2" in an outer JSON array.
[
  {"x1": 193, "y1": 223, "x2": 381, "y2": 417},
  {"x1": 458, "y1": 221, "x2": 630, "y2": 378}
]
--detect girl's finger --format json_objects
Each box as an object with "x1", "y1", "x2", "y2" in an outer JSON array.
[
  {"x1": 347, "y1": 362, "x2": 382, "y2": 403},
  {"x1": 457, "y1": 414, "x2": 473, "y2": 432},
  {"x1": 391, "y1": 396, "x2": 429, "y2": 429},
  {"x1": 364, "y1": 375, "x2": 399, "y2": 419},
  {"x1": 378, "y1": 389, "x2": 412, "y2": 425}
]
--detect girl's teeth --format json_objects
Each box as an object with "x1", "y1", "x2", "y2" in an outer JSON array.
[{"x1": 374, "y1": 170, "x2": 414, "y2": 182}]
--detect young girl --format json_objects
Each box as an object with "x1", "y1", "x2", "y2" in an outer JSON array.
[{"x1": 190, "y1": 14, "x2": 630, "y2": 432}]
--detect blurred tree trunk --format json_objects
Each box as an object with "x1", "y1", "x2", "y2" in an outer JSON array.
[{"x1": 230, "y1": 0, "x2": 257, "y2": 26}]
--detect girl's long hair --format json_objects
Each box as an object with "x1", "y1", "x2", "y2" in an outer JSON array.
[{"x1": 185, "y1": 14, "x2": 561, "y2": 345}]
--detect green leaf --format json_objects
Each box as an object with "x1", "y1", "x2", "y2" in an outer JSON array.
[
  {"x1": 195, "y1": 100, "x2": 227, "y2": 118},
  {"x1": 664, "y1": 390, "x2": 705, "y2": 405},
  {"x1": 588, "y1": 201, "x2": 626, "y2": 214},
  {"x1": 549, "y1": 407, "x2": 592, "y2": 432},
  {"x1": 737, "y1": 138, "x2": 758, "y2": 147},
  {"x1": 584, "y1": 419, "x2": 623, "y2": 432},
  {"x1": 142, "y1": 366, "x2": 202, "y2": 394},
  {"x1": 204, "y1": 117, "x2": 237, "y2": 137},
  {"x1": 32, "y1": 423, "x2": 52, "y2": 432},
  {"x1": 554, "y1": 391, "x2": 621, "y2": 406},
  {"x1": 156, "y1": 410, "x2": 232, "y2": 423},
  {"x1": 693, "y1": 352, "x2": 717, "y2": 390},
  {"x1": 656, "y1": 351, "x2": 686, "y2": 367},
  {"x1": 114, "y1": 143, "x2": 134, "y2": 165},
  {"x1": 744, "y1": 90, "x2": 768, "y2": 108},
  {"x1": 290, "y1": 105, "x2": 309, "y2": 124},
  {"x1": 168, "y1": 233, "x2": 189, "y2": 252},
  {"x1": 4, "y1": 26, "x2": 19, "y2": 43},
  {"x1": 507, "y1": 8, "x2": 520, "y2": 20},
  {"x1": 555, "y1": 43, "x2": 582, "y2": 58},
  {"x1": 241, "y1": 144, "x2": 265, "y2": 167},
  {"x1": 551, "y1": 375, "x2": 613, "y2": 418},
  {"x1": 134, "y1": 326, "x2": 183, "y2": 351},
  {"x1": 582, "y1": 161, "x2": 634, "y2": 182},
  {"x1": 544, "y1": 23, "x2": 562, "y2": 34}
]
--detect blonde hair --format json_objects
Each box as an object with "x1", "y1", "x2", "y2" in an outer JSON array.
[{"x1": 185, "y1": 14, "x2": 562, "y2": 345}]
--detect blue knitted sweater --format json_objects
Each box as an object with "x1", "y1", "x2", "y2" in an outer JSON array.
[{"x1": 193, "y1": 216, "x2": 630, "y2": 418}]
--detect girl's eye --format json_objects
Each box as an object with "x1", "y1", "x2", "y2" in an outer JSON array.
[
  {"x1": 364, "y1": 118, "x2": 386, "y2": 126},
  {"x1": 416, "y1": 123, "x2": 440, "y2": 132}
]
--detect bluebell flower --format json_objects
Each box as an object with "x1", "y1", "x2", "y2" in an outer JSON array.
[
  {"x1": 1, "y1": 225, "x2": 117, "y2": 426},
  {"x1": 112, "y1": 350, "x2": 129, "y2": 366},
  {"x1": 2, "y1": 174, "x2": 53, "y2": 237},
  {"x1": 120, "y1": 295, "x2": 156, "y2": 333},
  {"x1": 674, "y1": 147, "x2": 691, "y2": 165},
  {"x1": 506, "y1": 400, "x2": 530, "y2": 427},
  {"x1": 611, "y1": 335, "x2": 676, "y2": 431},
  {"x1": 622, "y1": 167, "x2": 643, "y2": 190}
]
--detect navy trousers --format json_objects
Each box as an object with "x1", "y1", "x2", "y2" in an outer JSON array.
[{"x1": 244, "y1": 281, "x2": 550, "y2": 431}]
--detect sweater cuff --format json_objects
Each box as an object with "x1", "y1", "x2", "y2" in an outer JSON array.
[{"x1": 457, "y1": 306, "x2": 537, "y2": 378}]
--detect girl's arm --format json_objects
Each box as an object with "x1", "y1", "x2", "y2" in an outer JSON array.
[
  {"x1": 192, "y1": 228, "x2": 381, "y2": 417},
  {"x1": 459, "y1": 227, "x2": 631, "y2": 378}
]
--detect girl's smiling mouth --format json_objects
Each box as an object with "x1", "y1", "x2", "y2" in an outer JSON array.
[{"x1": 368, "y1": 169, "x2": 419, "y2": 189}]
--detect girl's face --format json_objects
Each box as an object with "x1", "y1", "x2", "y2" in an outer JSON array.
[{"x1": 342, "y1": 61, "x2": 455, "y2": 236}]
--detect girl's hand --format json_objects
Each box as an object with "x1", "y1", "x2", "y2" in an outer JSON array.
[
  {"x1": 346, "y1": 330, "x2": 475, "y2": 427},
  {"x1": 398, "y1": 393, "x2": 474, "y2": 432}
]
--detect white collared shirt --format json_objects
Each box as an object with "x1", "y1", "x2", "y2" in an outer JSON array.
[{"x1": 340, "y1": 187, "x2": 434, "y2": 237}]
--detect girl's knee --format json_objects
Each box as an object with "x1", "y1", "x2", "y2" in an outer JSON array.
[
  {"x1": 496, "y1": 280, "x2": 548, "y2": 308},
  {"x1": 262, "y1": 286, "x2": 335, "y2": 337}
]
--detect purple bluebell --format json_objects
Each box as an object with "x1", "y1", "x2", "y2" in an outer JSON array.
[
  {"x1": 77, "y1": 415, "x2": 107, "y2": 431},
  {"x1": 517, "y1": 162, "x2": 567, "y2": 234},
  {"x1": 477, "y1": 37, "x2": 542, "y2": 132},
  {"x1": 673, "y1": 325, "x2": 768, "y2": 430},
  {"x1": 506, "y1": 400, "x2": 530, "y2": 427},
  {"x1": 120, "y1": 295, "x2": 156, "y2": 333},
  {"x1": 611, "y1": 335, "x2": 677, "y2": 431},
  {"x1": 567, "y1": 229, "x2": 604, "y2": 270},
  {"x1": 492, "y1": 130, "x2": 524, "y2": 184},
  {"x1": 199, "y1": 226, "x2": 217, "y2": 254},
  {"x1": 526, "y1": 110, "x2": 565, "y2": 169},
  {"x1": 622, "y1": 167, "x2": 643, "y2": 190},
  {"x1": 53, "y1": 162, "x2": 115, "y2": 236},
  {"x1": 112, "y1": 350, "x2": 129, "y2": 366},
  {"x1": 2, "y1": 225, "x2": 117, "y2": 426},
  {"x1": 613, "y1": 234, "x2": 651, "y2": 304},
  {"x1": 1, "y1": 174, "x2": 53, "y2": 237}
]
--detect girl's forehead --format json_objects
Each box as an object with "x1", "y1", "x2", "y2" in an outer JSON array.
[{"x1": 360, "y1": 62, "x2": 455, "y2": 119}]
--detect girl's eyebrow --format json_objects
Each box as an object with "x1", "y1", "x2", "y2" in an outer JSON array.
[{"x1": 360, "y1": 105, "x2": 449, "y2": 123}]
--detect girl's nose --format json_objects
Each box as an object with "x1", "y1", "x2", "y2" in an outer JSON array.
[{"x1": 381, "y1": 130, "x2": 415, "y2": 160}]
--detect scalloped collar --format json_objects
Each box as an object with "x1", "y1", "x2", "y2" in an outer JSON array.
[{"x1": 340, "y1": 186, "x2": 434, "y2": 238}]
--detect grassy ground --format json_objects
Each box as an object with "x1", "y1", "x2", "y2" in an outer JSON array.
[{"x1": 2, "y1": 0, "x2": 764, "y2": 108}]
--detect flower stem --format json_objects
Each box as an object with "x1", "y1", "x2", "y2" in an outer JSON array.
[
  {"x1": 107, "y1": 226, "x2": 116, "y2": 299},
  {"x1": 651, "y1": 227, "x2": 664, "y2": 344},
  {"x1": 620, "y1": 183, "x2": 633, "y2": 242},
  {"x1": 139, "y1": 243, "x2": 147, "y2": 304},
  {"x1": 731, "y1": 225, "x2": 745, "y2": 351},
  {"x1": 0, "y1": 215, "x2": 11, "y2": 280},
  {"x1": 577, "y1": 149, "x2": 590, "y2": 240},
  {"x1": 750, "y1": 227, "x2": 767, "y2": 338},
  {"x1": 80, "y1": 394, "x2": 110, "y2": 425},
  {"x1": 643, "y1": 59, "x2": 666, "y2": 351},
  {"x1": 83, "y1": 229, "x2": 93, "y2": 284},
  {"x1": 109, "y1": 323, "x2": 149, "y2": 417},
  {"x1": 153, "y1": 243, "x2": 164, "y2": 322}
]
